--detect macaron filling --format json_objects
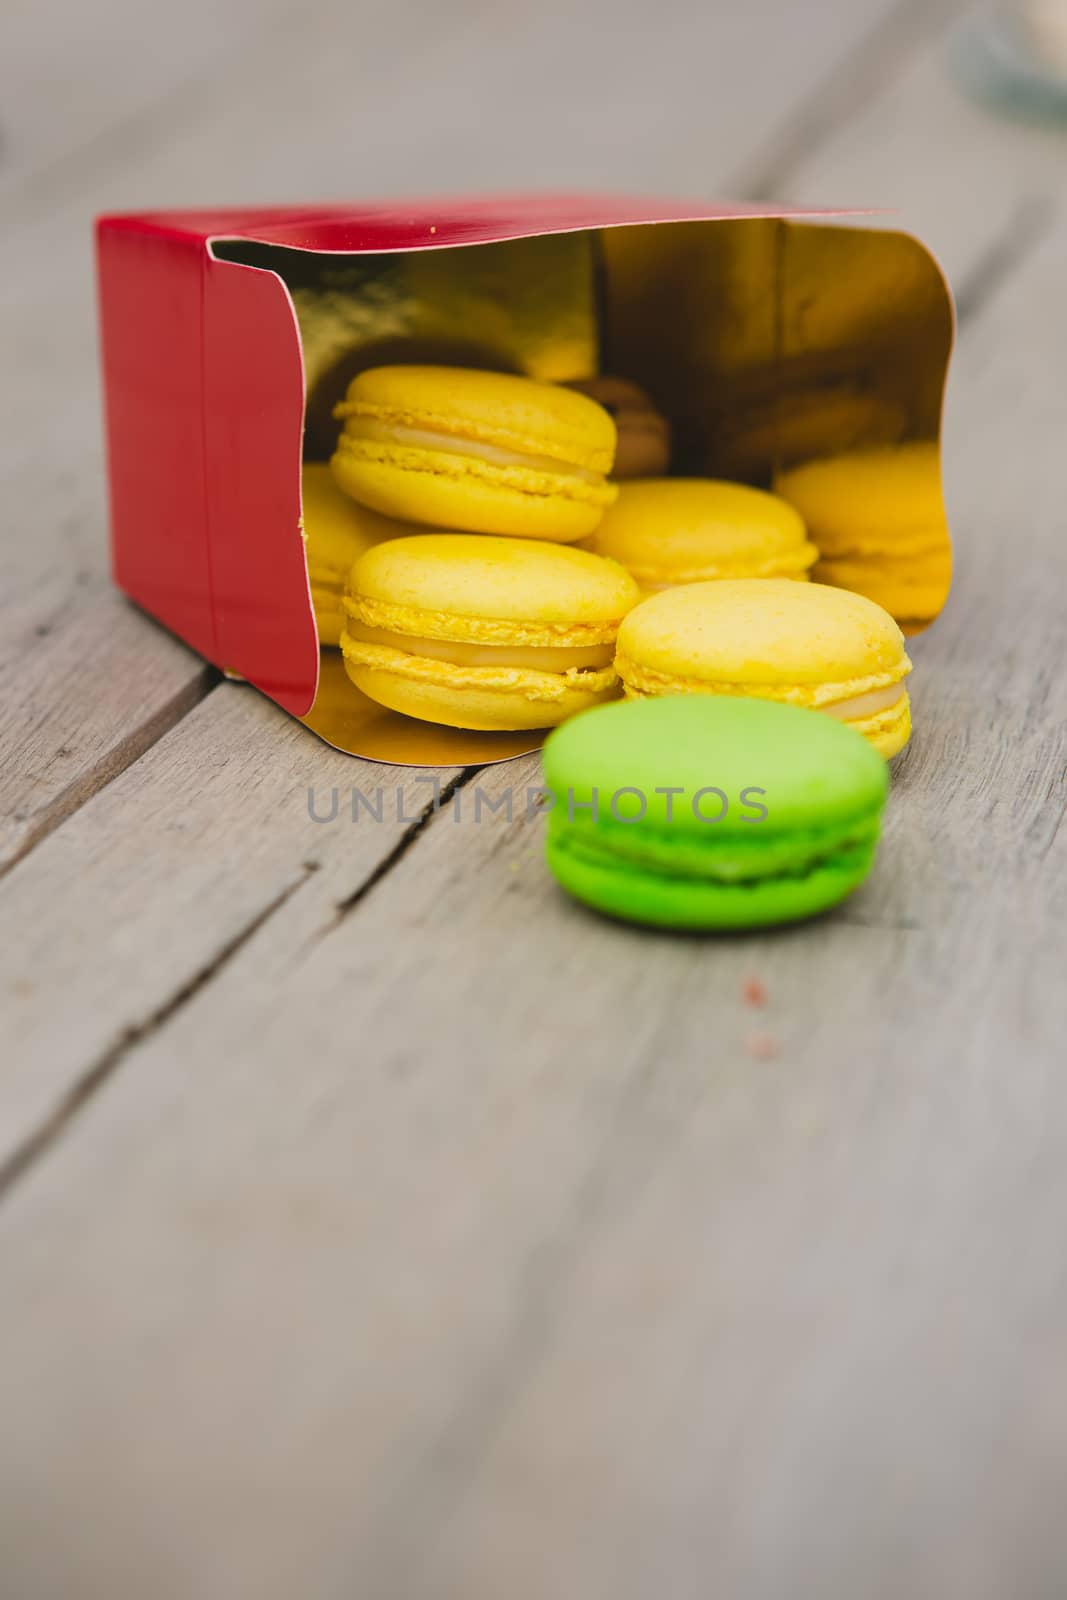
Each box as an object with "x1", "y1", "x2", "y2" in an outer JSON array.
[
  {"x1": 634, "y1": 549, "x2": 816, "y2": 589},
  {"x1": 821, "y1": 684, "x2": 909, "y2": 722},
  {"x1": 339, "y1": 416, "x2": 607, "y2": 487},
  {"x1": 340, "y1": 634, "x2": 618, "y2": 702},
  {"x1": 589, "y1": 480, "x2": 819, "y2": 586},
  {"x1": 345, "y1": 591, "x2": 625, "y2": 646},
  {"x1": 553, "y1": 812, "x2": 882, "y2": 886},
  {"x1": 615, "y1": 653, "x2": 910, "y2": 710},
  {"x1": 344, "y1": 618, "x2": 614, "y2": 672}
]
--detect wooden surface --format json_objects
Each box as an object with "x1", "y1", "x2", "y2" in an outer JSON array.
[{"x1": 2, "y1": 2, "x2": 1067, "y2": 1595}]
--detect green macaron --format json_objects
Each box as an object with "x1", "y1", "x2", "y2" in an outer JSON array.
[{"x1": 542, "y1": 695, "x2": 889, "y2": 929}]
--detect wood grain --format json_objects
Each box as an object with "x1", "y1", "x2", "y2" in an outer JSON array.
[
  {"x1": 0, "y1": 678, "x2": 465, "y2": 1163},
  {"x1": 0, "y1": 596, "x2": 216, "y2": 875},
  {"x1": 2, "y1": 2, "x2": 1065, "y2": 1596},
  {"x1": 0, "y1": 0, "x2": 301, "y2": 205},
  {"x1": 775, "y1": 11, "x2": 1067, "y2": 299}
]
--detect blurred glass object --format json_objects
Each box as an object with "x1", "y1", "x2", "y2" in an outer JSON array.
[{"x1": 953, "y1": 3, "x2": 1067, "y2": 119}]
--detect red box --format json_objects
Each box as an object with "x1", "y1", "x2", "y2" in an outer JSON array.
[{"x1": 96, "y1": 195, "x2": 954, "y2": 764}]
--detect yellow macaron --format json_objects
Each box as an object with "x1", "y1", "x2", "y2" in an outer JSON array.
[
  {"x1": 775, "y1": 441, "x2": 952, "y2": 634},
  {"x1": 341, "y1": 534, "x2": 641, "y2": 731},
  {"x1": 331, "y1": 366, "x2": 618, "y2": 543},
  {"x1": 587, "y1": 478, "x2": 817, "y2": 591},
  {"x1": 615, "y1": 578, "x2": 913, "y2": 758},
  {"x1": 302, "y1": 464, "x2": 420, "y2": 646}
]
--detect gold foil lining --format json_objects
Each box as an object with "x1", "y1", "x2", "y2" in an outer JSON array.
[
  {"x1": 215, "y1": 232, "x2": 601, "y2": 458},
  {"x1": 601, "y1": 219, "x2": 952, "y2": 478},
  {"x1": 602, "y1": 218, "x2": 953, "y2": 636}
]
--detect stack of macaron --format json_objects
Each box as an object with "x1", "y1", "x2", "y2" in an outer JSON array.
[
  {"x1": 326, "y1": 365, "x2": 641, "y2": 731},
  {"x1": 300, "y1": 360, "x2": 951, "y2": 929},
  {"x1": 310, "y1": 362, "x2": 929, "y2": 763},
  {"x1": 340, "y1": 534, "x2": 640, "y2": 732}
]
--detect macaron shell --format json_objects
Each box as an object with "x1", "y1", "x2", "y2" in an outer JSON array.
[
  {"x1": 774, "y1": 441, "x2": 952, "y2": 630},
  {"x1": 331, "y1": 441, "x2": 614, "y2": 541},
  {"x1": 612, "y1": 428, "x2": 671, "y2": 482},
  {"x1": 564, "y1": 376, "x2": 671, "y2": 478},
  {"x1": 616, "y1": 579, "x2": 910, "y2": 701},
  {"x1": 349, "y1": 534, "x2": 640, "y2": 630},
  {"x1": 342, "y1": 534, "x2": 638, "y2": 731},
  {"x1": 814, "y1": 550, "x2": 952, "y2": 632},
  {"x1": 547, "y1": 829, "x2": 879, "y2": 929},
  {"x1": 589, "y1": 478, "x2": 817, "y2": 585},
  {"x1": 543, "y1": 695, "x2": 889, "y2": 837},
  {"x1": 775, "y1": 442, "x2": 946, "y2": 545},
  {"x1": 335, "y1": 365, "x2": 617, "y2": 474}
]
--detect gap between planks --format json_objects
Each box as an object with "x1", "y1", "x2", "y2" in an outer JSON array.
[
  {"x1": 953, "y1": 194, "x2": 1058, "y2": 325},
  {"x1": 0, "y1": 752, "x2": 480, "y2": 1192},
  {"x1": 740, "y1": 0, "x2": 971, "y2": 200},
  {"x1": 0, "y1": 865, "x2": 313, "y2": 1201},
  {"x1": 0, "y1": 659, "x2": 219, "y2": 880}
]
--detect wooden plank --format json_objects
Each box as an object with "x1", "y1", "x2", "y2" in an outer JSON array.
[
  {"x1": 0, "y1": 0, "x2": 299, "y2": 204},
  {"x1": 0, "y1": 0, "x2": 927, "y2": 876},
  {"x1": 772, "y1": 15, "x2": 1067, "y2": 298},
  {"x1": 0, "y1": 595, "x2": 215, "y2": 876},
  {"x1": 2, "y1": 0, "x2": 930, "y2": 219},
  {"x1": 0, "y1": 678, "x2": 464, "y2": 1166},
  {"x1": 0, "y1": 193, "x2": 1064, "y2": 1600}
]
